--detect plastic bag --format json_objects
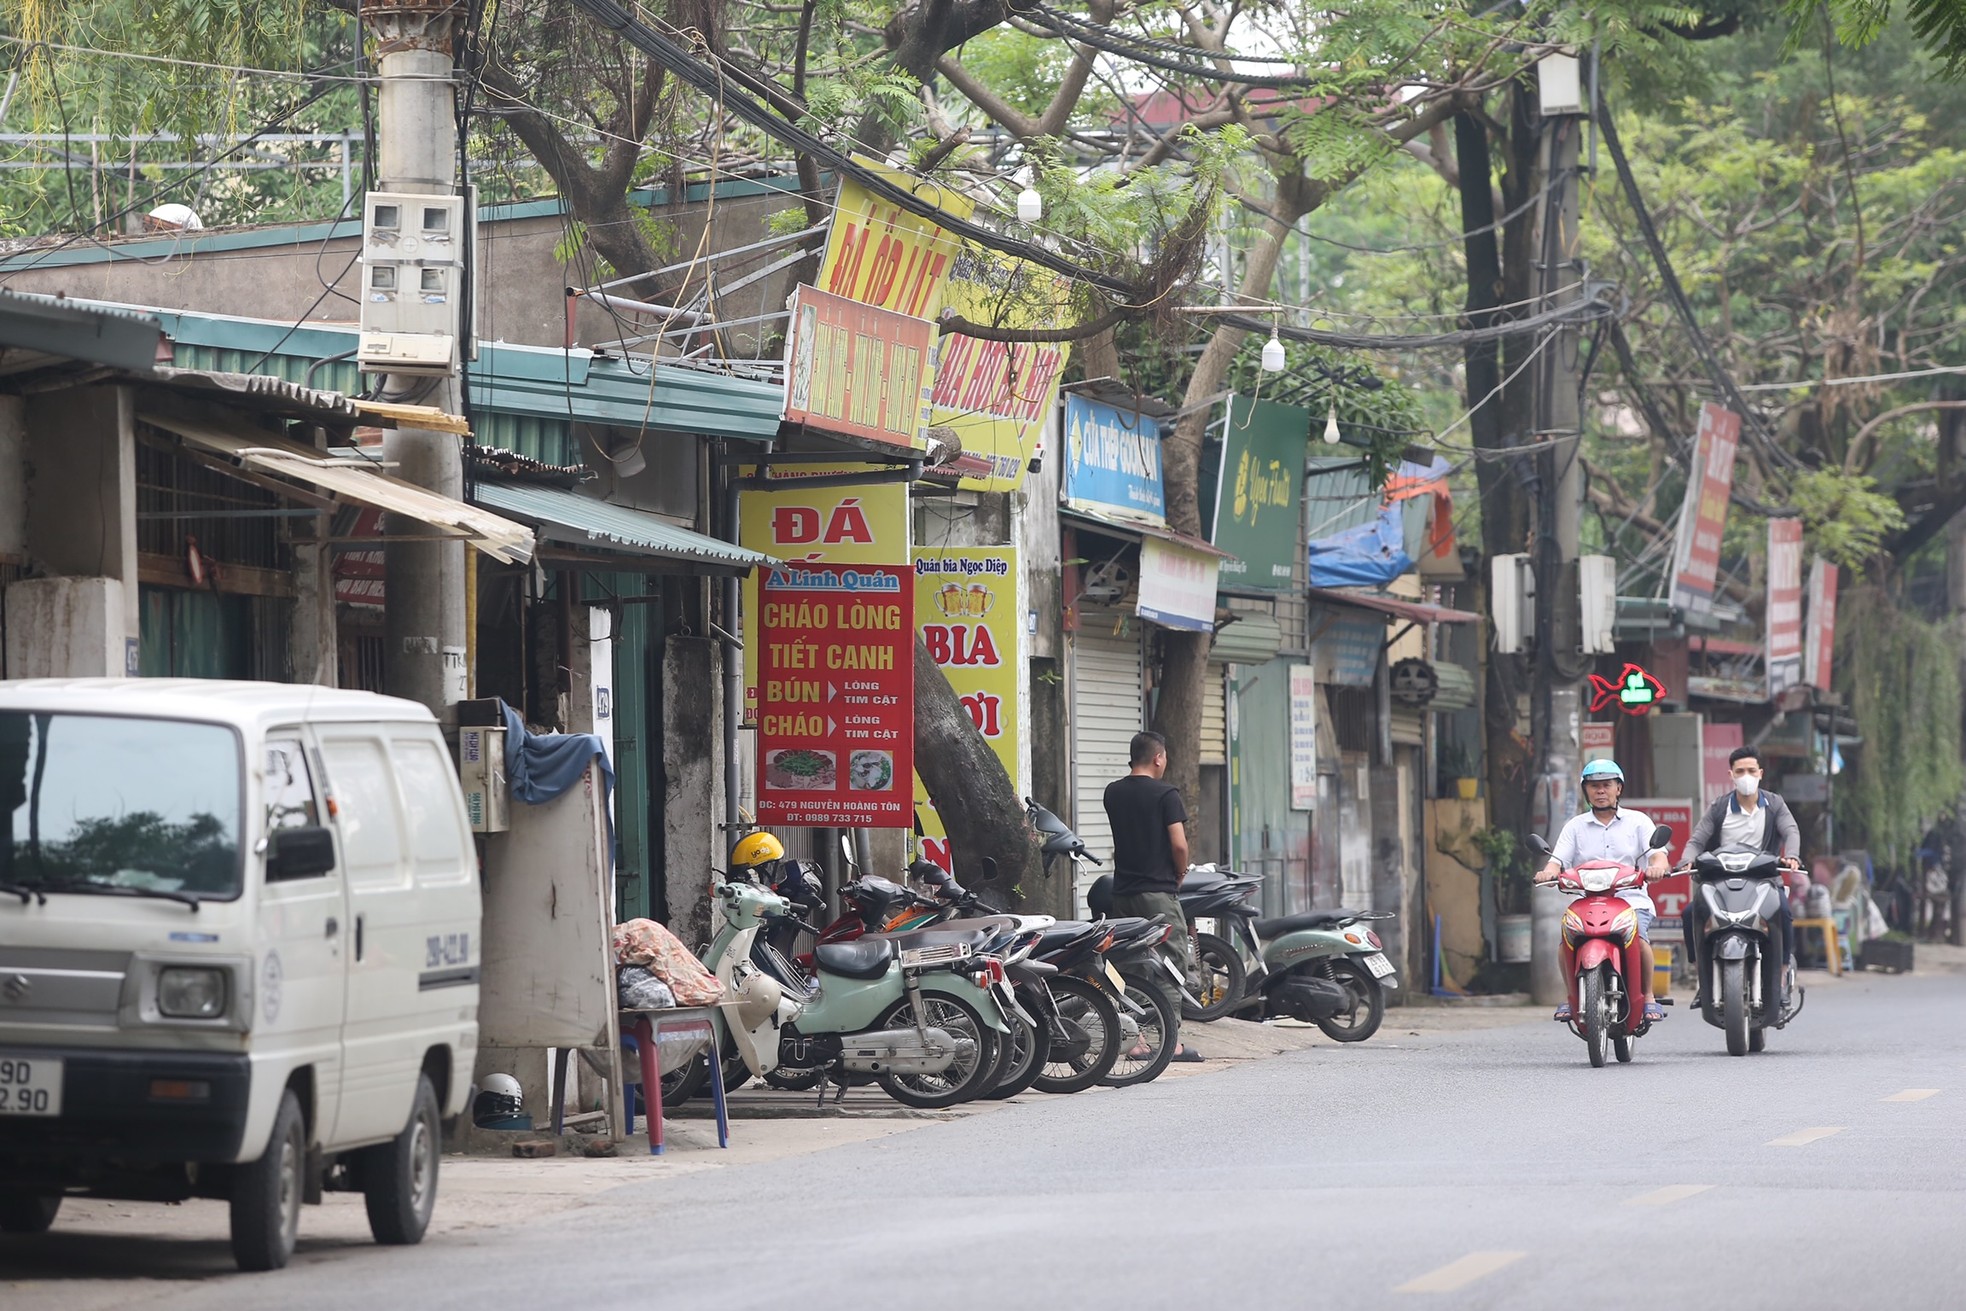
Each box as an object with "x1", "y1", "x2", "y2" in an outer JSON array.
[
  {"x1": 611, "y1": 918, "x2": 725, "y2": 1005},
  {"x1": 616, "y1": 965, "x2": 676, "y2": 1011}
]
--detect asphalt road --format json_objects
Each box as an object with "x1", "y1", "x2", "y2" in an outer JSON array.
[{"x1": 7, "y1": 967, "x2": 1964, "y2": 1309}]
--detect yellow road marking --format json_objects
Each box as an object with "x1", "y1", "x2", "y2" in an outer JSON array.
[
  {"x1": 1883, "y1": 1089, "x2": 1940, "y2": 1102},
  {"x1": 1396, "y1": 1252, "x2": 1527, "y2": 1293},
  {"x1": 1767, "y1": 1126, "x2": 1844, "y2": 1147},
  {"x1": 1627, "y1": 1184, "x2": 1715, "y2": 1206}
]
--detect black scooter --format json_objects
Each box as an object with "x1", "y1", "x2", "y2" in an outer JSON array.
[{"x1": 1691, "y1": 847, "x2": 1802, "y2": 1056}]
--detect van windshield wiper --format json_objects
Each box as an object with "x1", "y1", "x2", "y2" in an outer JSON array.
[
  {"x1": 41, "y1": 881, "x2": 202, "y2": 911},
  {"x1": 0, "y1": 881, "x2": 48, "y2": 906}
]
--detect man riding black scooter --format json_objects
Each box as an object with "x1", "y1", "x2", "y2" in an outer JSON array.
[{"x1": 1679, "y1": 744, "x2": 1802, "y2": 1012}]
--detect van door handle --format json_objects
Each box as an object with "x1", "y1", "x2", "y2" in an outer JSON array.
[
  {"x1": 355, "y1": 915, "x2": 365, "y2": 962},
  {"x1": 325, "y1": 916, "x2": 339, "y2": 938}
]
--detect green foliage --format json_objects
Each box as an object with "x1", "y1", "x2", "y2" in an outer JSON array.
[
  {"x1": 1786, "y1": 0, "x2": 1966, "y2": 79},
  {"x1": 1789, "y1": 470, "x2": 1908, "y2": 568},
  {"x1": 1835, "y1": 587, "x2": 1965, "y2": 866}
]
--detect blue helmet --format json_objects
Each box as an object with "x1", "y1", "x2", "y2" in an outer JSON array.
[{"x1": 1580, "y1": 759, "x2": 1625, "y2": 785}]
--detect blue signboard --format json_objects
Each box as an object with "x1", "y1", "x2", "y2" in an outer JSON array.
[{"x1": 1062, "y1": 394, "x2": 1166, "y2": 524}]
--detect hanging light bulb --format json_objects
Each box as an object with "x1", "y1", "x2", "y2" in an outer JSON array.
[
  {"x1": 1261, "y1": 330, "x2": 1286, "y2": 373},
  {"x1": 1017, "y1": 185, "x2": 1043, "y2": 224},
  {"x1": 1323, "y1": 403, "x2": 1342, "y2": 444}
]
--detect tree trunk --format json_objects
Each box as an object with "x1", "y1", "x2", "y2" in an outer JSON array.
[
  {"x1": 912, "y1": 637, "x2": 1041, "y2": 904},
  {"x1": 1151, "y1": 177, "x2": 1316, "y2": 809}
]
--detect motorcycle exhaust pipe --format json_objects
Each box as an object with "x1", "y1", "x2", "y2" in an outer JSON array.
[
  {"x1": 1273, "y1": 975, "x2": 1349, "y2": 1023},
  {"x1": 837, "y1": 1025, "x2": 960, "y2": 1074}
]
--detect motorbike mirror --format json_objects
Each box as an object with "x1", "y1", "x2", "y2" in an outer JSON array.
[
  {"x1": 1649, "y1": 824, "x2": 1672, "y2": 850},
  {"x1": 839, "y1": 830, "x2": 858, "y2": 871},
  {"x1": 1526, "y1": 833, "x2": 1551, "y2": 858}
]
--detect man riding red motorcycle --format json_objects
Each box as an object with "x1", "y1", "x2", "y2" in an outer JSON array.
[{"x1": 1536, "y1": 759, "x2": 1672, "y2": 1025}]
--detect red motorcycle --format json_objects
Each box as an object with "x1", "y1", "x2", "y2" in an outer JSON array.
[{"x1": 1529, "y1": 826, "x2": 1671, "y2": 1067}]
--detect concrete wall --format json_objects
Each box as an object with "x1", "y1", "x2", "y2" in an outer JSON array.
[
  {"x1": 662, "y1": 635, "x2": 719, "y2": 948},
  {"x1": 3, "y1": 577, "x2": 129, "y2": 677},
  {"x1": 0, "y1": 396, "x2": 23, "y2": 561},
  {"x1": 2, "y1": 192, "x2": 804, "y2": 355},
  {"x1": 1424, "y1": 797, "x2": 1489, "y2": 993}
]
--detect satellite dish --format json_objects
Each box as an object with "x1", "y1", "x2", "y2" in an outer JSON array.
[{"x1": 144, "y1": 203, "x2": 204, "y2": 231}]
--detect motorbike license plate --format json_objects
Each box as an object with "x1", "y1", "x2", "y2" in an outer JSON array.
[
  {"x1": 0, "y1": 1053, "x2": 60, "y2": 1117},
  {"x1": 1360, "y1": 952, "x2": 1395, "y2": 979},
  {"x1": 1103, "y1": 961, "x2": 1126, "y2": 993}
]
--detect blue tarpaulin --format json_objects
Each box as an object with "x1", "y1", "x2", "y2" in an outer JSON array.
[
  {"x1": 501, "y1": 701, "x2": 616, "y2": 864},
  {"x1": 1307, "y1": 506, "x2": 1412, "y2": 587}
]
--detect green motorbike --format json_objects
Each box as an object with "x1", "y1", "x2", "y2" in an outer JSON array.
[{"x1": 693, "y1": 878, "x2": 1021, "y2": 1108}]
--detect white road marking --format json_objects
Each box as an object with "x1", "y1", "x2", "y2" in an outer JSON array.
[
  {"x1": 1396, "y1": 1251, "x2": 1527, "y2": 1293},
  {"x1": 1767, "y1": 1126, "x2": 1845, "y2": 1147},
  {"x1": 1627, "y1": 1184, "x2": 1715, "y2": 1206},
  {"x1": 1883, "y1": 1089, "x2": 1940, "y2": 1102}
]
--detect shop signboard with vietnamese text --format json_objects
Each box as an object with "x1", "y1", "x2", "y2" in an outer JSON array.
[
  {"x1": 930, "y1": 259, "x2": 1071, "y2": 494},
  {"x1": 1311, "y1": 614, "x2": 1383, "y2": 687},
  {"x1": 1766, "y1": 518, "x2": 1804, "y2": 697},
  {"x1": 1289, "y1": 664, "x2": 1318, "y2": 810},
  {"x1": 1669, "y1": 403, "x2": 1740, "y2": 616},
  {"x1": 1626, "y1": 797, "x2": 1696, "y2": 923},
  {"x1": 1136, "y1": 536, "x2": 1219, "y2": 633},
  {"x1": 1703, "y1": 720, "x2": 1743, "y2": 797},
  {"x1": 911, "y1": 546, "x2": 1023, "y2": 870},
  {"x1": 1062, "y1": 393, "x2": 1165, "y2": 525},
  {"x1": 1211, "y1": 394, "x2": 1309, "y2": 592},
  {"x1": 755, "y1": 563, "x2": 914, "y2": 825},
  {"x1": 818, "y1": 165, "x2": 969, "y2": 319},
  {"x1": 783, "y1": 285, "x2": 936, "y2": 451},
  {"x1": 1805, "y1": 557, "x2": 1839, "y2": 692},
  {"x1": 739, "y1": 466, "x2": 908, "y2": 723},
  {"x1": 1582, "y1": 721, "x2": 1617, "y2": 763}
]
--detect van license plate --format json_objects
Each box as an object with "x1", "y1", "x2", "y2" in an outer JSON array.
[
  {"x1": 0, "y1": 1054, "x2": 61, "y2": 1117},
  {"x1": 1360, "y1": 953, "x2": 1396, "y2": 979}
]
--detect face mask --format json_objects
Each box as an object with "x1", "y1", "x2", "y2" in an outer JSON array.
[{"x1": 1734, "y1": 774, "x2": 1759, "y2": 799}]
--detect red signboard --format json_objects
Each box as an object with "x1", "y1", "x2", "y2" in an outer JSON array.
[
  {"x1": 1626, "y1": 797, "x2": 1696, "y2": 921},
  {"x1": 782, "y1": 285, "x2": 936, "y2": 450},
  {"x1": 1766, "y1": 518, "x2": 1804, "y2": 696},
  {"x1": 755, "y1": 563, "x2": 914, "y2": 825},
  {"x1": 1703, "y1": 721, "x2": 1743, "y2": 798},
  {"x1": 1670, "y1": 403, "x2": 1741, "y2": 615},
  {"x1": 1805, "y1": 558, "x2": 1839, "y2": 692}
]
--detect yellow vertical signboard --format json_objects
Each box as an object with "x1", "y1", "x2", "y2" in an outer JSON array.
[
  {"x1": 911, "y1": 546, "x2": 1021, "y2": 869},
  {"x1": 816, "y1": 164, "x2": 971, "y2": 320},
  {"x1": 739, "y1": 467, "x2": 910, "y2": 724}
]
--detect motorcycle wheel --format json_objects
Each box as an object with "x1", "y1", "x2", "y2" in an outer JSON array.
[
  {"x1": 1313, "y1": 960, "x2": 1386, "y2": 1043},
  {"x1": 1181, "y1": 933, "x2": 1245, "y2": 1023},
  {"x1": 1100, "y1": 972, "x2": 1179, "y2": 1087},
  {"x1": 1582, "y1": 968, "x2": 1608, "y2": 1067},
  {"x1": 1721, "y1": 958, "x2": 1750, "y2": 1056},
  {"x1": 984, "y1": 1005, "x2": 1053, "y2": 1100},
  {"x1": 874, "y1": 993, "x2": 1000, "y2": 1109},
  {"x1": 1030, "y1": 975, "x2": 1122, "y2": 1094}
]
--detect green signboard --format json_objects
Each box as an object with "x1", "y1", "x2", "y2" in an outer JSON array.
[{"x1": 1210, "y1": 394, "x2": 1309, "y2": 592}]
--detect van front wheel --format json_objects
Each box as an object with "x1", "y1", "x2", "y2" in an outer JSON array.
[
  {"x1": 230, "y1": 1088, "x2": 305, "y2": 1271},
  {"x1": 0, "y1": 1193, "x2": 60, "y2": 1233},
  {"x1": 363, "y1": 1074, "x2": 441, "y2": 1245}
]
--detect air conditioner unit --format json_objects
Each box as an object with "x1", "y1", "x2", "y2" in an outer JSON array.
[
  {"x1": 1490, "y1": 553, "x2": 1535, "y2": 653},
  {"x1": 358, "y1": 191, "x2": 466, "y2": 376},
  {"x1": 1579, "y1": 554, "x2": 1617, "y2": 654}
]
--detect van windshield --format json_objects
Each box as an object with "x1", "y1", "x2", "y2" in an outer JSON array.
[{"x1": 0, "y1": 711, "x2": 243, "y2": 901}]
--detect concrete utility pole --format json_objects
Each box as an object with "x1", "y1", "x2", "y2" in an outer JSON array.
[
  {"x1": 364, "y1": 0, "x2": 469, "y2": 713},
  {"x1": 1529, "y1": 82, "x2": 1586, "y2": 1008}
]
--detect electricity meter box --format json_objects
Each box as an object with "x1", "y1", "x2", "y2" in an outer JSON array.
[
  {"x1": 458, "y1": 724, "x2": 510, "y2": 833},
  {"x1": 358, "y1": 190, "x2": 466, "y2": 375}
]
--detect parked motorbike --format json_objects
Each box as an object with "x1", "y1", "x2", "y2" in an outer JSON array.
[
  {"x1": 1690, "y1": 846, "x2": 1799, "y2": 1056},
  {"x1": 1092, "y1": 866, "x2": 1397, "y2": 1043},
  {"x1": 1527, "y1": 828, "x2": 1671, "y2": 1067},
  {"x1": 695, "y1": 877, "x2": 1022, "y2": 1108}
]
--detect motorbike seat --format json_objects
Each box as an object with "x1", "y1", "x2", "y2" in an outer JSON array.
[
  {"x1": 1254, "y1": 910, "x2": 1356, "y2": 937},
  {"x1": 1036, "y1": 921, "x2": 1101, "y2": 952},
  {"x1": 812, "y1": 939, "x2": 896, "y2": 979},
  {"x1": 876, "y1": 914, "x2": 1022, "y2": 951}
]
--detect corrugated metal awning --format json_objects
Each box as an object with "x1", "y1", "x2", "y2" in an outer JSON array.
[
  {"x1": 141, "y1": 411, "x2": 534, "y2": 564},
  {"x1": 1306, "y1": 585, "x2": 1480, "y2": 625},
  {"x1": 1060, "y1": 506, "x2": 1235, "y2": 559},
  {"x1": 471, "y1": 480, "x2": 774, "y2": 574}
]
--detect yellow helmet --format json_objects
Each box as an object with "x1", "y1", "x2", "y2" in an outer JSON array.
[{"x1": 730, "y1": 831, "x2": 785, "y2": 871}]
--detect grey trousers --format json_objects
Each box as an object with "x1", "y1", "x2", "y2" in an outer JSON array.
[{"x1": 1109, "y1": 890, "x2": 1197, "y2": 989}]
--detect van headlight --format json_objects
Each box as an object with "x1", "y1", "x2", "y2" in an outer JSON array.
[{"x1": 158, "y1": 967, "x2": 228, "y2": 1019}]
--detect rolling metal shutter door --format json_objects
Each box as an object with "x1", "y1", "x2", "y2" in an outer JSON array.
[
  {"x1": 1200, "y1": 664, "x2": 1227, "y2": 765},
  {"x1": 1071, "y1": 611, "x2": 1143, "y2": 915}
]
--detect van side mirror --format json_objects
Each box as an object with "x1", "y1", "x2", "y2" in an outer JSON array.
[
  {"x1": 267, "y1": 826, "x2": 337, "y2": 881},
  {"x1": 1649, "y1": 824, "x2": 1672, "y2": 850}
]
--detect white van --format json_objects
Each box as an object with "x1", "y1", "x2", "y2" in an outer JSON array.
[{"x1": 0, "y1": 679, "x2": 481, "y2": 1270}]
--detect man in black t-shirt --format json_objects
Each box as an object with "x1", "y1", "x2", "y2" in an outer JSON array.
[{"x1": 1104, "y1": 730, "x2": 1196, "y2": 991}]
